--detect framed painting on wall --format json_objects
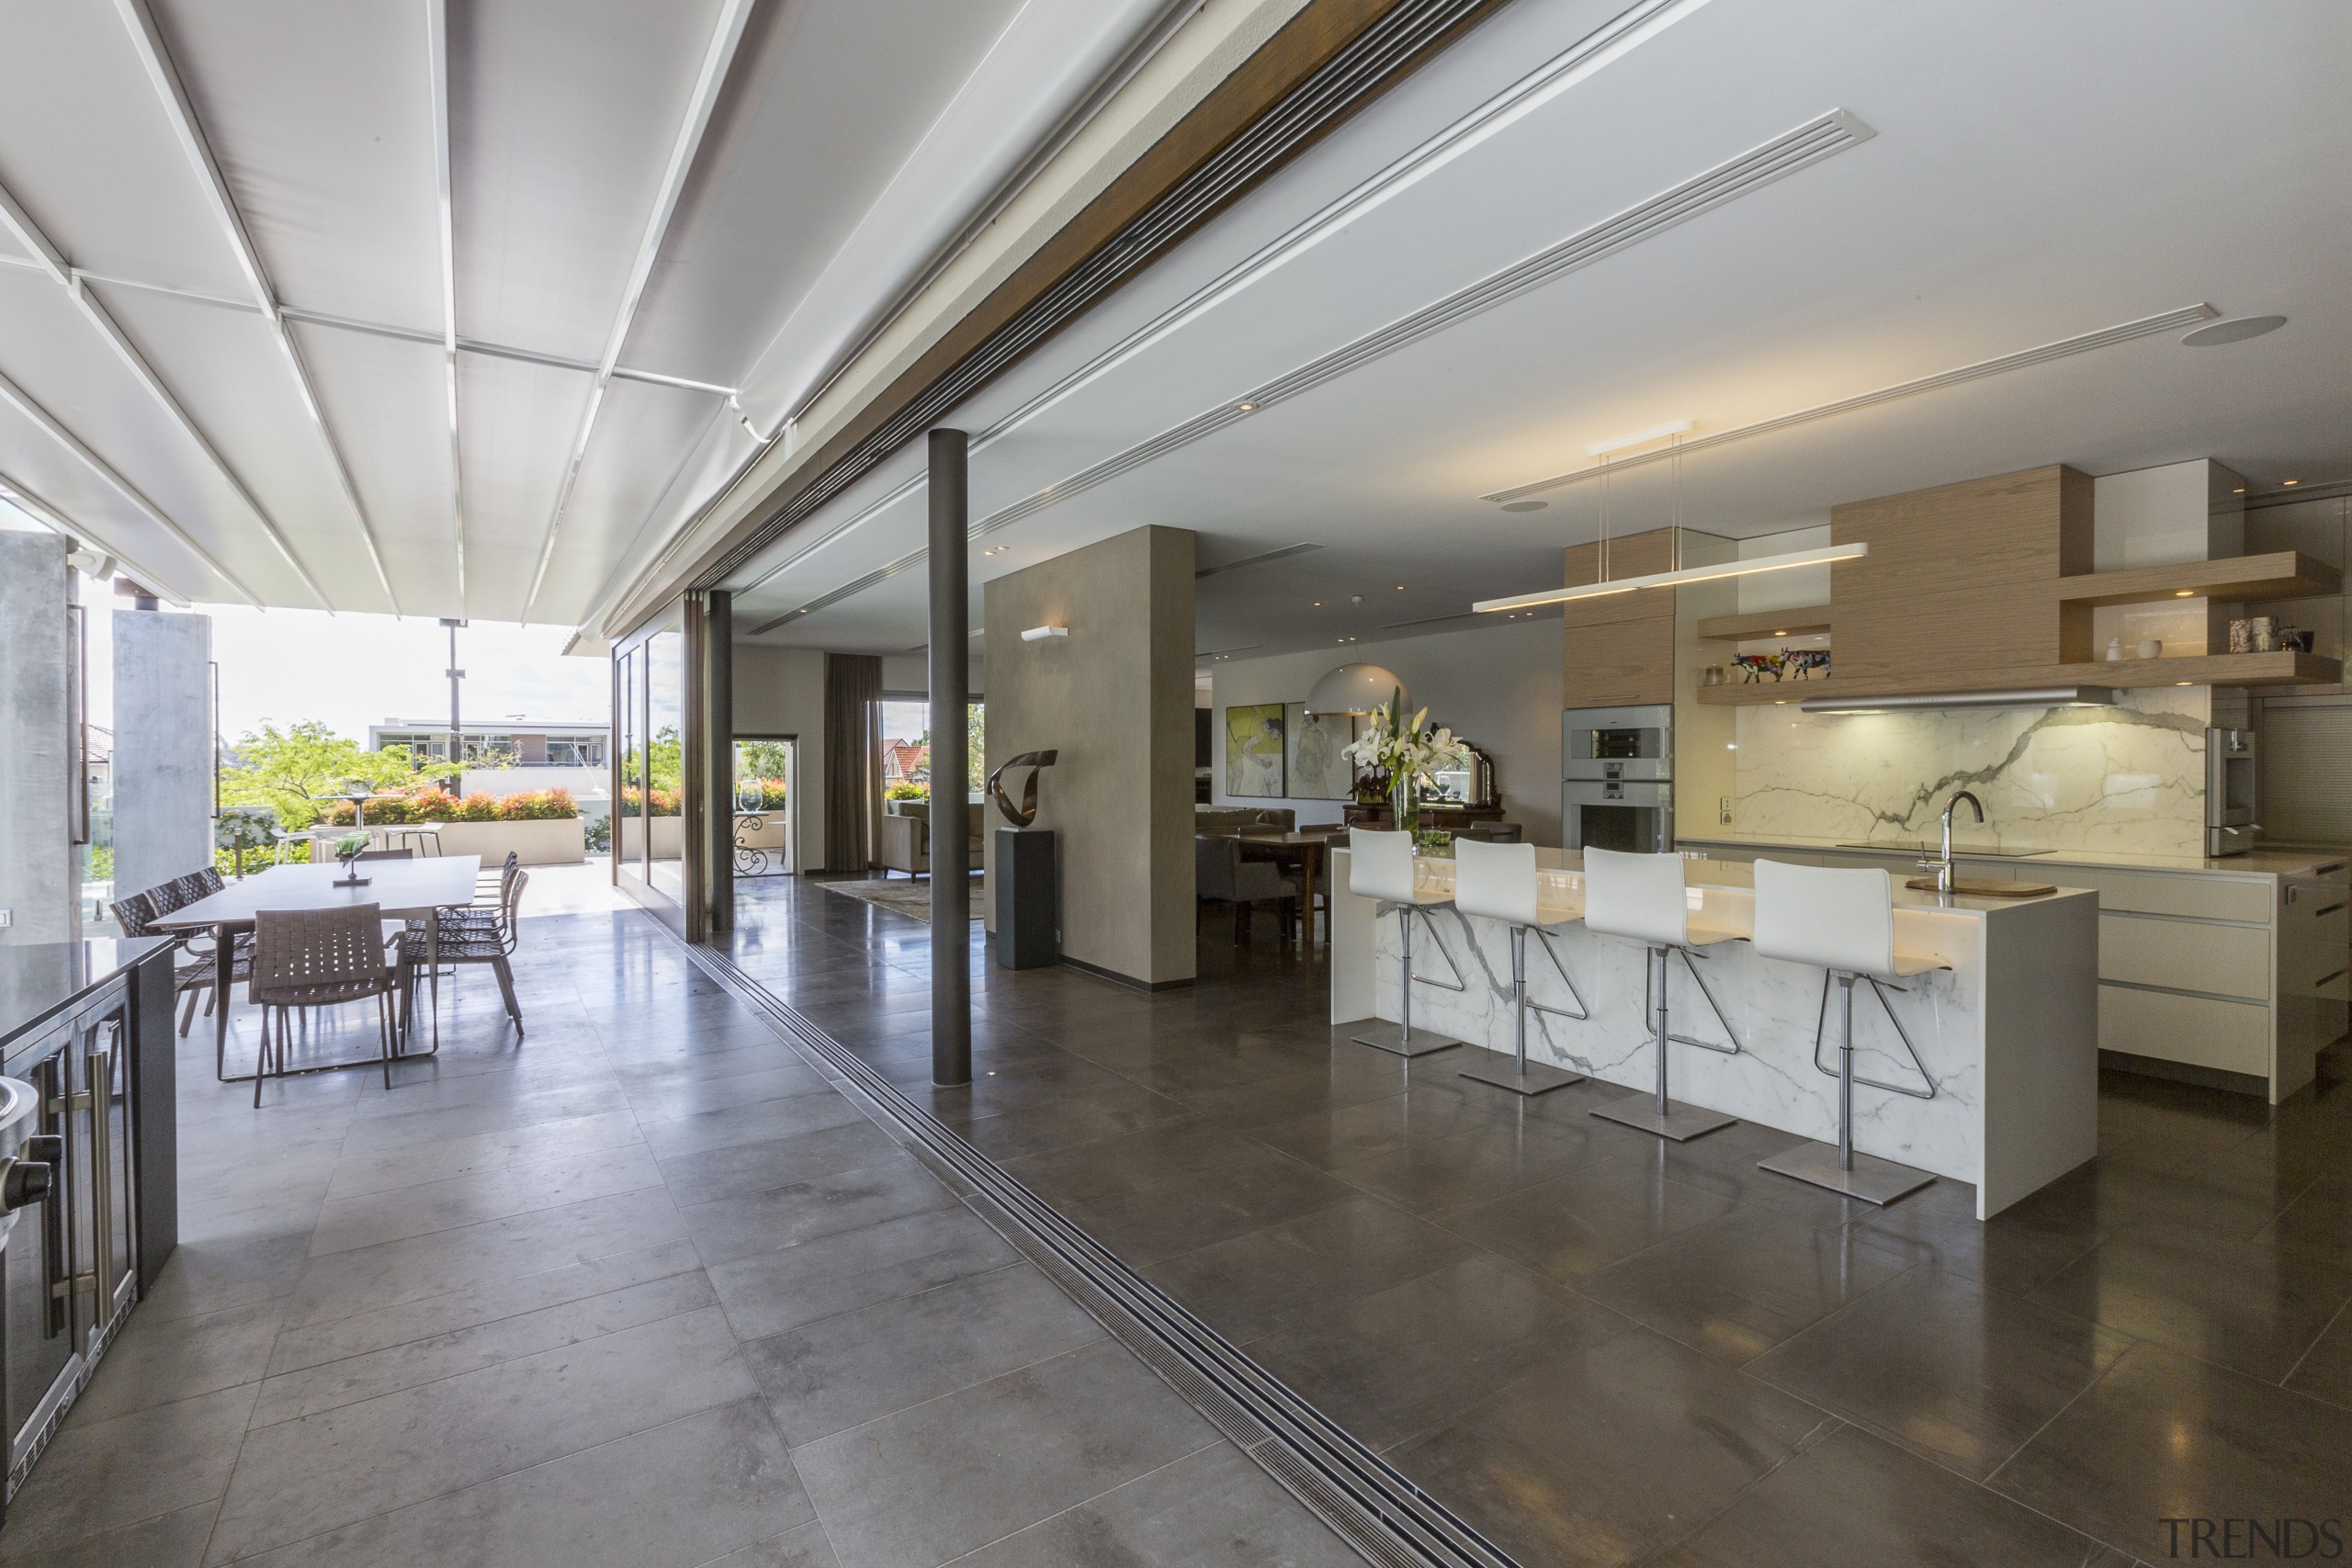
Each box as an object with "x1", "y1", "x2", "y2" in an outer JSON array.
[
  {"x1": 1285, "y1": 704, "x2": 1357, "y2": 800},
  {"x1": 1223, "y1": 703, "x2": 1287, "y2": 797}
]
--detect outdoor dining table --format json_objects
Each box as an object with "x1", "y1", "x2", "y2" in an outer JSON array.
[
  {"x1": 149, "y1": 855, "x2": 482, "y2": 1082},
  {"x1": 1236, "y1": 830, "x2": 1339, "y2": 952}
]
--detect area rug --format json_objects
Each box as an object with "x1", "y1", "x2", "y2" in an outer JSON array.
[{"x1": 818, "y1": 875, "x2": 984, "y2": 923}]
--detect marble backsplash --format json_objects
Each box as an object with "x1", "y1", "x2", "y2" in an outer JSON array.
[{"x1": 1730, "y1": 687, "x2": 2209, "y2": 854}]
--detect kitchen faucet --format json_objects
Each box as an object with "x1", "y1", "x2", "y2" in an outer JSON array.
[{"x1": 1922, "y1": 790, "x2": 1984, "y2": 895}]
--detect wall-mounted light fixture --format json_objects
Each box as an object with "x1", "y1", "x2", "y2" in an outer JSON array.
[
  {"x1": 1020, "y1": 625, "x2": 1069, "y2": 643},
  {"x1": 1473, "y1": 542, "x2": 1867, "y2": 615}
]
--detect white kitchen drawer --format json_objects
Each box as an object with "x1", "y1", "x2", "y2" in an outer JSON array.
[
  {"x1": 2099, "y1": 912, "x2": 2269, "y2": 999},
  {"x1": 2099, "y1": 983, "x2": 2271, "y2": 1077},
  {"x1": 2061, "y1": 867, "x2": 2272, "y2": 923}
]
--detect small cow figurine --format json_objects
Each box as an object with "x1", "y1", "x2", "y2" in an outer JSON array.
[
  {"x1": 1734, "y1": 653, "x2": 1783, "y2": 683},
  {"x1": 1782, "y1": 649, "x2": 1831, "y2": 681}
]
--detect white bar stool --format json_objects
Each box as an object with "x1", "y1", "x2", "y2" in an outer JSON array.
[
  {"x1": 1582, "y1": 846, "x2": 1743, "y2": 1141},
  {"x1": 1452, "y1": 839, "x2": 1587, "y2": 1096},
  {"x1": 1346, "y1": 827, "x2": 1466, "y2": 1057},
  {"x1": 1750, "y1": 858, "x2": 1943, "y2": 1204}
]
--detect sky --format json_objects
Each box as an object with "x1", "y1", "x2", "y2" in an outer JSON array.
[{"x1": 85, "y1": 600, "x2": 611, "y2": 747}]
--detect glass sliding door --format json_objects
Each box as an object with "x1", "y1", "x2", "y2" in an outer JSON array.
[
  {"x1": 645, "y1": 626, "x2": 685, "y2": 902},
  {"x1": 616, "y1": 648, "x2": 648, "y2": 888}
]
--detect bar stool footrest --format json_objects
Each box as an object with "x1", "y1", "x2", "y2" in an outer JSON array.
[
  {"x1": 1758, "y1": 1140, "x2": 1936, "y2": 1205},
  {"x1": 1348, "y1": 1020, "x2": 1463, "y2": 1058},
  {"x1": 1591, "y1": 1092, "x2": 1736, "y2": 1142},
  {"x1": 1459, "y1": 1055, "x2": 1584, "y2": 1096}
]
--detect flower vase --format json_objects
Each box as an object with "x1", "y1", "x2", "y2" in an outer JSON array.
[{"x1": 1390, "y1": 773, "x2": 1417, "y2": 837}]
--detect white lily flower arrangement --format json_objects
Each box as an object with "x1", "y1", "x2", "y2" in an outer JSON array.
[{"x1": 1340, "y1": 690, "x2": 1464, "y2": 791}]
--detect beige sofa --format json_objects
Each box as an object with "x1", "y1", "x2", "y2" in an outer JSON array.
[
  {"x1": 877, "y1": 799, "x2": 986, "y2": 876},
  {"x1": 1194, "y1": 805, "x2": 1296, "y2": 836}
]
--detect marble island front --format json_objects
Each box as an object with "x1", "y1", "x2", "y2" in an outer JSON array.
[{"x1": 1329, "y1": 851, "x2": 2099, "y2": 1218}]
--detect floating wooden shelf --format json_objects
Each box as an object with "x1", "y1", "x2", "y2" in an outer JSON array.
[
  {"x1": 1694, "y1": 607, "x2": 1832, "y2": 640},
  {"x1": 2050, "y1": 551, "x2": 2341, "y2": 608},
  {"x1": 2047, "y1": 651, "x2": 2342, "y2": 688},
  {"x1": 1691, "y1": 651, "x2": 2342, "y2": 705}
]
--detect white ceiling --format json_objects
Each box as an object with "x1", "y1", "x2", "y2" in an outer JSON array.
[
  {"x1": 0, "y1": 0, "x2": 1180, "y2": 618},
  {"x1": 723, "y1": 0, "x2": 2352, "y2": 667}
]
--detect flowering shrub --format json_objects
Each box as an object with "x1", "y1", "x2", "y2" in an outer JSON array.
[
  {"x1": 499, "y1": 788, "x2": 575, "y2": 821},
  {"x1": 324, "y1": 784, "x2": 576, "y2": 824},
  {"x1": 616, "y1": 787, "x2": 680, "y2": 818}
]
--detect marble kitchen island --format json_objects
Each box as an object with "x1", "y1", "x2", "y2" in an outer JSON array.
[{"x1": 1329, "y1": 850, "x2": 2099, "y2": 1217}]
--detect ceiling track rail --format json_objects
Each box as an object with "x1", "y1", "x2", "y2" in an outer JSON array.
[
  {"x1": 675, "y1": 935, "x2": 1523, "y2": 1568},
  {"x1": 691, "y1": 0, "x2": 1507, "y2": 599}
]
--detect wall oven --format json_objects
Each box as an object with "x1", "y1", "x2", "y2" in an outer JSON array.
[{"x1": 1563, "y1": 704, "x2": 1673, "y2": 854}]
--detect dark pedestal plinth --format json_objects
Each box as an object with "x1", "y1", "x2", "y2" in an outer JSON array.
[{"x1": 993, "y1": 828, "x2": 1058, "y2": 970}]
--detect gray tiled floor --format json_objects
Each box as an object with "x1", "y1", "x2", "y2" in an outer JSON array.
[
  {"x1": 0, "y1": 908, "x2": 1358, "y2": 1568},
  {"x1": 718, "y1": 874, "x2": 2352, "y2": 1568}
]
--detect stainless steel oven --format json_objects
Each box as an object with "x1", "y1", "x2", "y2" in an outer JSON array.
[{"x1": 1563, "y1": 705, "x2": 1673, "y2": 853}]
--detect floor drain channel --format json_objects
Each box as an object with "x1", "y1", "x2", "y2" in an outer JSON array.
[{"x1": 674, "y1": 939, "x2": 1521, "y2": 1568}]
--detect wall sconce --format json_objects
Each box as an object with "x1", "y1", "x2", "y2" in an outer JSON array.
[{"x1": 1020, "y1": 625, "x2": 1069, "y2": 643}]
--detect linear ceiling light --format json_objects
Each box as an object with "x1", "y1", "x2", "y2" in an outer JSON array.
[
  {"x1": 1472, "y1": 542, "x2": 1864, "y2": 614},
  {"x1": 1800, "y1": 686, "x2": 2116, "y2": 713},
  {"x1": 1483, "y1": 304, "x2": 2220, "y2": 503},
  {"x1": 1588, "y1": 419, "x2": 1692, "y2": 456}
]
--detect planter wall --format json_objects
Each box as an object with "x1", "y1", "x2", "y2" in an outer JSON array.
[{"x1": 431, "y1": 818, "x2": 586, "y2": 866}]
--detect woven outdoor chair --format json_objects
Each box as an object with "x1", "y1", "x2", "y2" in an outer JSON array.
[
  {"x1": 111, "y1": 884, "x2": 252, "y2": 1040},
  {"x1": 399, "y1": 869, "x2": 527, "y2": 1043},
  {"x1": 249, "y1": 903, "x2": 401, "y2": 1107}
]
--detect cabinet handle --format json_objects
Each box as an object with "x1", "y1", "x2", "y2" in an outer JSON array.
[
  {"x1": 2314, "y1": 969, "x2": 2348, "y2": 990},
  {"x1": 87, "y1": 1044, "x2": 113, "y2": 1322},
  {"x1": 2317, "y1": 902, "x2": 2346, "y2": 919},
  {"x1": 2318, "y1": 863, "x2": 2346, "y2": 875}
]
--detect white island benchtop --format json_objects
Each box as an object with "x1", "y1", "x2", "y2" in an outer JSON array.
[{"x1": 1329, "y1": 850, "x2": 2099, "y2": 1218}]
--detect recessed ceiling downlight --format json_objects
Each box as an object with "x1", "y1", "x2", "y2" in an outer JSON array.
[
  {"x1": 2181, "y1": 314, "x2": 2286, "y2": 347},
  {"x1": 1499, "y1": 500, "x2": 1547, "y2": 513}
]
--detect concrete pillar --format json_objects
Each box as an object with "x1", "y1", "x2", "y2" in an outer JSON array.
[
  {"x1": 112, "y1": 609, "x2": 214, "y2": 901},
  {"x1": 0, "y1": 531, "x2": 74, "y2": 944}
]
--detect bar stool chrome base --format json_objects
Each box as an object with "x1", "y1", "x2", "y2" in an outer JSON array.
[
  {"x1": 1458, "y1": 1055, "x2": 1582, "y2": 1095},
  {"x1": 1591, "y1": 1093, "x2": 1736, "y2": 1142},
  {"x1": 1757, "y1": 1139, "x2": 1935, "y2": 1205},
  {"x1": 1349, "y1": 1020, "x2": 1464, "y2": 1058}
]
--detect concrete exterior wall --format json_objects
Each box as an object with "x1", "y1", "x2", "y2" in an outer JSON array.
[
  {"x1": 731, "y1": 643, "x2": 828, "y2": 873},
  {"x1": 1210, "y1": 616, "x2": 1567, "y2": 845},
  {"x1": 986, "y1": 525, "x2": 1195, "y2": 987},
  {"x1": 0, "y1": 533, "x2": 74, "y2": 943},
  {"x1": 112, "y1": 609, "x2": 215, "y2": 904}
]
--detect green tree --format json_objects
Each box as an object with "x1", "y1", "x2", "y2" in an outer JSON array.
[
  {"x1": 967, "y1": 703, "x2": 986, "y2": 794},
  {"x1": 219, "y1": 721, "x2": 415, "y2": 830}
]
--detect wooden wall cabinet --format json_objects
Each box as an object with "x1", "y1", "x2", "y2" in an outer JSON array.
[
  {"x1": 1561, "y1": 532, "x2": 1676, "y2": 707},
  {"x1": 1829, "y1": 465, "x2": 2095, "y2": 688}
]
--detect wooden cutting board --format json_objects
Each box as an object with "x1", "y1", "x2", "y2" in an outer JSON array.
[{"x1": 1905, "y1": 877, "x2": 2057, "y2": 897}]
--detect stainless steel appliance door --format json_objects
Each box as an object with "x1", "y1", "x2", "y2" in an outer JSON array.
[
  {"x1": 1564, "y1": 705, "x2": 1673, "y2": 783},
  {"x1": 1564, "y1": 779, "x2": 1672, "y2": 852},
  {"x1": 5, "y1": 1051, "x2": 80, "y2": 1478}
]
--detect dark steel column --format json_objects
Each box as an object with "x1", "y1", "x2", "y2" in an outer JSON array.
[
  {"x1": 928, "y1": 428, "x2": 971, "y2": 1086},
  {"x1": 704, "y1": 591, "x2": 734, "y2": 937}
]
